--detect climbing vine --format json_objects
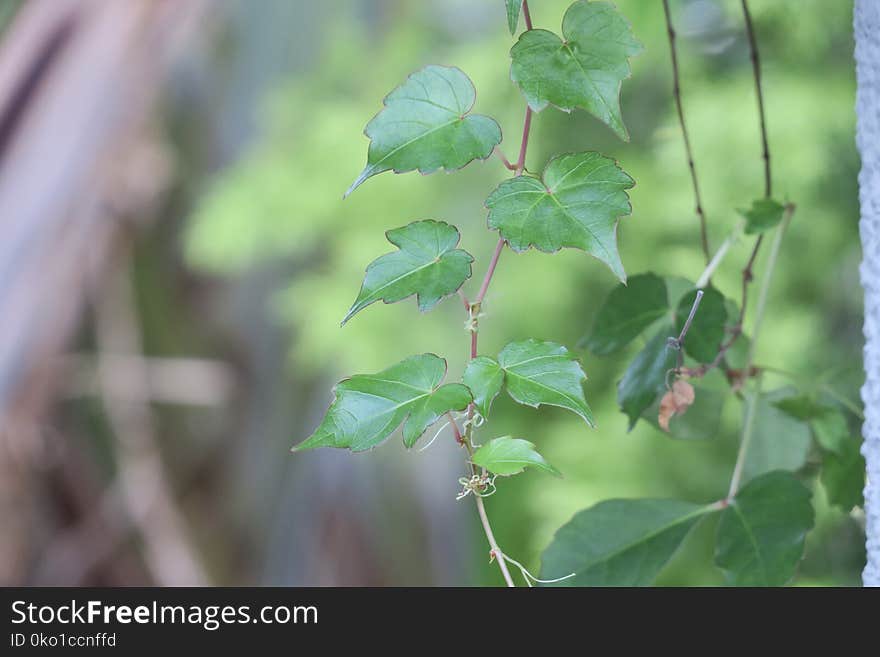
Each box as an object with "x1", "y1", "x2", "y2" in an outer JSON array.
[{"x1": 293, "y1": 0, "x2": 865, "y2": 586}]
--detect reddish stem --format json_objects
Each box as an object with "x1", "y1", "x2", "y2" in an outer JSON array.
[
  {"x1": 515, "y1": 107, "x2": 532, "y2": 174},
  {"x1": 476, "y1": 238, "x2": 505, "y2": 305},
  {"x1": 522, "y1": 0, "x2": 533, "y2": 31}
]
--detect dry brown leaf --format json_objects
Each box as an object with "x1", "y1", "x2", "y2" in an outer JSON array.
[{"x1": 658, "y1": 380, "x2": 696, "y2": 432}]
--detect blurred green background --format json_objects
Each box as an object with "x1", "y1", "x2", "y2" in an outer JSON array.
[{"x1": 36, "y1": 0, "x2": 863, "y2": 586}]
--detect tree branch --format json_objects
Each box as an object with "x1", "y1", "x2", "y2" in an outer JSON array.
[{"x1": 662, "y1": 0, "x2": 711, "y2": 264}]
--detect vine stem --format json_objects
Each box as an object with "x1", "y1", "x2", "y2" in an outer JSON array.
[
  {"x1": 459, "y1": 0, "x2": 535, "y2": 588},
  {"x1": 726, "y1": 206, "x2": 793, "y2": 499},
  {"x1": 741, "y1": 0, "x2": 772, "y2": 199},
  {"x1": 735, "y1": 0, "x2": 772, "y2": 327},
  {"x1": 476, "y1": 237, "x2": 505, "y2": 307},
  {"x1": 694, "y1": 219, "x2": 745, "y2": 289},
  {"x1": 475, "y1": 494, "x2": 516, "y2": 586},
  {"x1": 662, "y1": 0, "x2": 711, "y2": 264}
]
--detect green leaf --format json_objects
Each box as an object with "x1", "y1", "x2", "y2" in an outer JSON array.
[
  {"x1": 462, "y1": 356, "x2": 504, "y2": 417},
  {"x1": 505, "y1": 0, "x2": 521, "y2": 34},
  {"x1": 294, "y1": 354, "x2": 472, "y2": 452},
  {"x1": 739, "y1": 198, "x2": 786, "y2": 235},
  {"x1": 811, "y1": 408, "x2": 849, "y2": 455},
  {"x1": 471, "y1": 436, "x2": 560, "y2": 477},
  {"x1": 618, "y1": 324, "x2": 676, "y2": 429},
  {"x1": 821, "y1": 438, "x2": 865, "y2": 511},
  {"x1": 715, "y1": 471, "x2": 814, "y2": 586},
  {"x1": 509, "y1": 0, "x2": 642, "y2": 140},
  {"x1": 582, "y1": 273, "x2": 668, "y2": 355},
  {"x1": 498, "y1": 339, "x2": 593, "y2": 426},
  {"x1": 742, "y1": 389, "x2": 813, "y2": 483},
  {"x1": 540, "y1": 498, "x2": 716, "y2": 586},
  {"x1": 345, "y1": 65, "x2": 502, "y2": 197},
  {"x1": 674, "y1": 287, "x2": 728, "y2": 364},
  {"x1": 342, "y1": 220, "x2": 474, "y2": 324},
  {"x1": 486, "y1": 152, "x2": 634, "y2": 281},
  {"x1": 772, "y1": 394, "x2": 827, "y2": 421}
]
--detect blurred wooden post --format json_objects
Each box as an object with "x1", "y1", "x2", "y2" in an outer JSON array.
[
  {"x1": 0, "y1": 0, "x2": 206, "y2": 584},
  {"x1": 855, "y1": 0, "x2": 880, "y2": 587}
]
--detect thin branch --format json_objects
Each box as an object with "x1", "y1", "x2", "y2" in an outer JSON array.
[
  {"x1": 694, "y1": 219, "x2": 745, "y2": 289},
  {"x1": 662, "y1": 0, "x2": 711, "y2": 264},
  {"x1": 727, "y1": 207, "x2": 793, "y2": 499},
  {"x1": 474, "y1": 494, "x2": 516, "y2": 586},
  {"x1": 475, "y1": 237, "x2": 506, "y2": 306},
  {"x1": 741, "y1": 0, "x2": 772, "y2": 199},
  {"x1": 675, "y1": 290, "x2": 704, "y2": 345}
]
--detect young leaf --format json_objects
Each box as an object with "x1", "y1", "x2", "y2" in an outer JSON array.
[
  {"x1": 674, "y1": 287, "x2": 727, "y2": 364},
  {"x1": 540, "y1": 498, "x2": 717, "y2": 586},
  {"x1": 715, "y1": 471, "x2": 814, "y2": 586},
  {"x1": 509, "y1": 0, "x2": 642, "y2": 140},
  {"x1": 346, "y1": 65, "x2": 502, "y2": 197},
  {"x1": 294, "y1": 354, "x2": 472, "y2": 452},
  {"x1": 742, "y1": 389, "x2": 812, "y2": 483},
  {"x1": 821, "y1": 438, "x2": 865, "y2": 511},
  {"x1": 471, "y1": 437, "x2": 560, "y2": 477},
  {"x1": 618, "y1": 325, "x2": 676, "y2": 429},
  {"x1": 342, "y1": 220, "x2": 474, "y2": 324},
  {"x1": 462, "y1": 356, "x2": 504, "y2": 417},
  {"x1": 486, "y1": 152, "x2": 634, "y2": 281},
  {"x1": 739, "y1": 198, "x2": 786, "y2": 235},
  {"x1": 498, "y1": 339, "x2": 594, "y2": 426},
  {"x1": 505, "y1": 0, "x2": 521, "y2": 34},
  {"x1": 581, "y1": 272, "x2": 668, "y2": 355}
]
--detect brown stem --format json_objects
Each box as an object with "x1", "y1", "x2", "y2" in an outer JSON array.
[
  {"x1": 662, "y1": 0, "x2": 711, "y2": 264},
  {"x1": 741, "y1": 0, "x2": 771, "y2": 199},
  {"x1": 522, "y1": 0, "x2": 533, "y2": 31}
]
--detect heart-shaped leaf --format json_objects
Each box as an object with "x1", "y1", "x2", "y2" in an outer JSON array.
[
  {"x1": 498, "y1": 339, "x2": 593, "y2": 426},
  {"x1": 582, "y1": 272, "x2": 669, "y2": 355},
  {"x1": 294, "y1": 354, "x2": 472, "y2": 452},
  {"x1": 464, "y1": 340, "x2": 593, "y2": 425},
  {"x1": 540, "y1": 498, "x2": 717, "y2": 586},
  {"x1": 471, "y1": 437, "x2": 560, "y2": 477},
  {"x1": 486, "y1": 152, "x2": 634, "y2": 281},
  {"x1": 715, "y1": 471, "x2": 814, "y2": 586},
  {"x1": 343, "y1": 220, "x2": 474, "y2": 324},
  {"x1": 462, "y1": 355, "x2": 505, "y2": 417},
  {"x1": 510, "y1": 0, "x2": 642, "y2": 139},
  {"x1": 346, "y1": 65, "x2": 502, "y2": 196}
]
